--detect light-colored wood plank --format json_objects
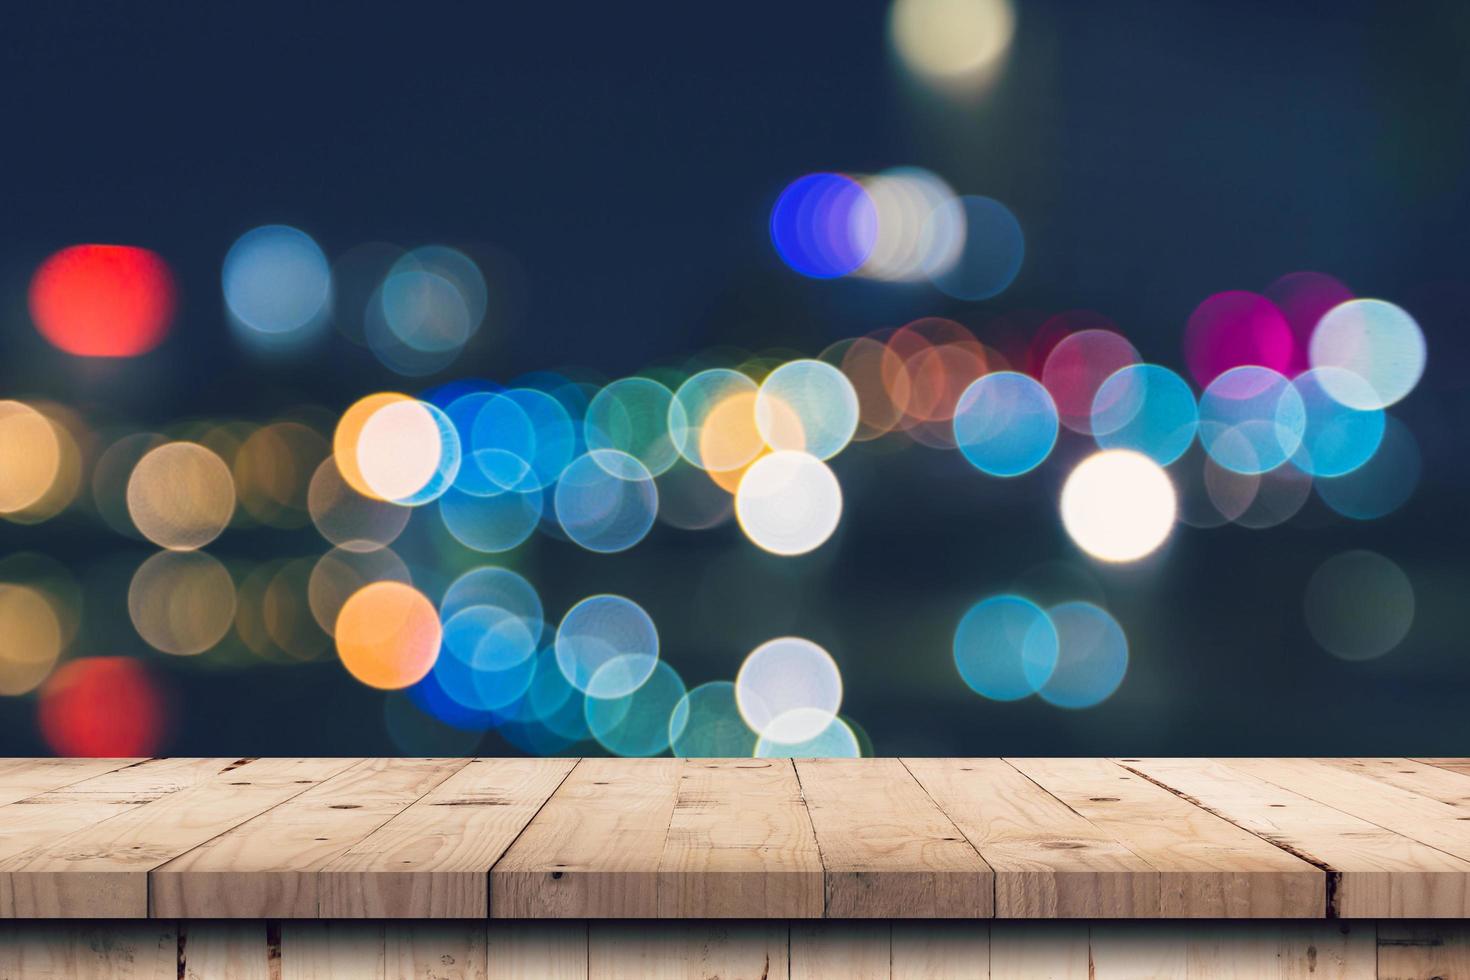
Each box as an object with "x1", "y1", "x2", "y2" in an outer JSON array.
[
  {"x1": 989, "y1": 922, "x2": 1088, "y2": 979},
  {"x1": 590, "y1": 921, "x2": 787, "y2": 980},
  {"x1": 1325, "y1": 758, "x2": 1470, "y2": 807},
  {"x1": 487, "y1": 922, "x2": 587, "y2": 980},
  {"x1": 180, "y1": 921, "x2": 268, "y2": 980},
  {"x1": 280, "y1": 921, "x2": 386, "y2": 980},
  {"x1": 1120, "y1": 758, "x2": 1470, "y2": 918},
  {"x1": 657, "y1": 758, "x2": 824, "y2": 918},
  {"x1": 1184, "y1": 923, "x2": 1376, "y2": 979},
  {"x1": 0, "y1": 758, "x2": 142, "y2": 807},
  {"x1": 153, "y1": 758, "x2": 470, "y2": 917},
  {"x1": 905, "y1": 757, "x2": 1159, "y2": 917},
  {"x1": 891, "y1": 921, "x2": 987, "y2": 979},
  {"x1": 790, "y1": 922, "x2": 888, "y2": 980},
  {"x1": 384, "y1": 923, "x2": 488, "y2": 980},
  {"x1": 1411, "y1": 757, "x2": 1470, "y2": 779},
  {"x1": 319, "y1": 757, "x2": 576, "y2": 918},
  {"x1": 1008, "y1": 759, "x2": 1323, "y2": 917},
  {"x1": 1090, "y1": 923, "x2": 1186, "y2": 979},
  {"x1": 1377, "y1": 922, "x2": 1470, "y2": 980},
  {"x1": 1226, "y1": 758, "x2": 1470, "y2": 870},
  {"x1": 493, "y1": 758, "x2": 680, "y2": 918},
  {"x1": 0, "y1": 758, "x2": 357, "y2": 919},
  {"x1": 0, "y1": 921, "x2": 177, "y2": 979},
  {"x1": 796, "y1": 757, "x2": 992, "y2": 917}
]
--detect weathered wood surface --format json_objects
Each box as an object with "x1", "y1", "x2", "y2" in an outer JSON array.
[{"x1": 0, "y1": 758, "x2": 1466, "y2": 920}]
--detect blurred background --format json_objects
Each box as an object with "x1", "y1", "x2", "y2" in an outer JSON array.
[{"x1": 1, "y1": 0, "x2": 1468, "y2": 758}]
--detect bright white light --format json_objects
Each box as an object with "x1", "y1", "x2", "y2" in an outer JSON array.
[
  {"x1": 890, "y1": 0, "x2": 1016, "y2": 84},
  {"x1": 736, "y1": 637, "x2": 843, "y2": 744},
  {"x1": 1060, "y1": 449, "x2": 1176, "y2": 563},
  {"x1": 357, "y1": 400, "x2": 443, "y2": 503},
  {"x1": 735, "y1": 451, "x2": 842, "y2": 556}
]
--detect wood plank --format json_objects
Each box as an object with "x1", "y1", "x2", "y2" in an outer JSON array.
[
  {"x1": 492, "y1": 758, "x2": 679, "y2": 918},
  {"x1": 0, "y1": 921, "x2": 177, "y2": 979},
  {"x1": 1377, "y1": 922, "x2": 1470, "y2": 980},
  {"x1": 1226, "y1": 758, "x2": 1470, "y2": 869},
  {"x1": 657, "y1": 758, "x2": 823, "y2": 918},
  {"x1": 487, "y1": 922, "x2": 588, "y2": 980},
  {"x1": 790, "y1": 922, "x2": 888, "y2": 980},
  {"x1": 891, "y1": 921, "x2": 987, "y2": 979},
  {"x1": 319, "y1": 757, "x2": 576, "y2": 918},
  {"x1": 1183, "y1": 923, "x2": 1376, "y2": 979},
  {"x1": 280, "y1": 921, "x2": 385, "y2": 980},
  {"x1": 989, "y1": 922, "x2": 1088, "y2": 979},
  {"x1": 1120, "y1": 757, "x2": 1470, "y2": 918},
  {"x1": 0, "y1": 758, "x2": 142, "y2": 807},
  {"x1": 384, "y1": 923, "x2": 488, "y2": 980},
  {"x1": 0, "y1": 758, "x2": 357, "y2": 919},
  {"x1": 1008, "y1": 758, "x2": 1323, "y2": 917},
  {"x1": 1325, "y1": 758, "x2": 1470, "y2": 807},
  {"x1": 180, "y1": 921, "x2": 268, "y2": 980},
  {"x1": 796, "y1": 757, "x2": 992, "y2": 917},
  {"x1": 1089, "y1": 923, "x2": 1186, "y2": 979},
  {"x1": 152, "y1": 758, "x2": 470, "y2": 918},
  {"x1": 589, "y1": 921, "x2": 787, "y2": 980},
  {"x1": 1411, "y1": 757, "x2": 1470, "y2": 779},
  {"x1": 904, "y1": 757, "x2": 1159, "y2": 917}
]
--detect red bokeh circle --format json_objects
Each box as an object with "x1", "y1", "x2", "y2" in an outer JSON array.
[
  {"x1": 38, "y1": 657, "x2": 169, "y2": 756},
  {"x1": 28, "y1": 245, "x2": 176, "y2": 357}
]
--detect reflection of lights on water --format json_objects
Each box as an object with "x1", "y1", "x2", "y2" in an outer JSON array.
[
  {"x1": 223, "y1": 225, "x2": 331, "y2": 350},
  {"x1": 1041, "y1": 329, "x2": 1140, "y2": 435},
  {"x1": 128, "y1": 550, "x2": 237, "y2": 656},
  {"x1": 585, "y1": 378, "x2": 680, "y2": 476},
  {"x1": 1310, "y1": 299, "x2": 1426, "y2": 410},
  {"x1": 669, "y1": 681, "x2": 758, "y2": 758},
  {"x1": 1037, "y1": 602, "x2": 1128, "y2": 709},
  {"x1": 735, "y1": 451, "x2": 842, "y2": 556},
  {"x1": 889, "y1": 0, "x2": 1016, "y2": 89},
  {"x1": 953, "y1": 372, "x2": 1057, "y2": 477},
  {"x1": 1183, "y1": 291, "x2": 1295, "y2": 388},
  {"x1": 735, "y1": 637, "x2": 843, "y2": 744},
  {"x1": 555, "y1": 594, "x2": 659, "y2": 700},
  {"x1": 307, "y1": 456, "x2": 411, "y2": 552},
  {"x1": 29, "y1": 244, "x2": 176, "y2": 357},
  {"x1": 1060, "y1": 450, "x2": 1175, "y2": 563},
  {"x1": 1289, "y1": 368, "x2": 1384, "y2": 478},
  {"x1": 1304, "y1": 551, "x2": 1414, "y2": 661},
  {"x1": 0, "y1": 401, "x2": 61, "y2": 515},
  {"x1": 1197, "y1": 366, "x2": 1305, "y2": 476},
  {"x1": 756, "y1": 715, "x2": 861, "y2": 758},
  {"x1": 1316, "y1": 416, "x2": 1419, "y2": 520},
  {"x1": 769, "y1": 173, "x2": 877, "y2": 279},
  {"x1": 127, "y1": 442, "x2": 236, "y2": 550},
  {"x1": 0, "y1": 584, "x2": 62, "y2": 696},
  {"x1": 356, "y1": 398, "x2": 460, "y2": 505},
  {"x1": 953, "y1": 595, "x2": 1057, "y2": 701},
  {"x1": 586, "y1": 660, "x2": 686, "y2": 757},
  {"x1": 39, "y1": 657, "x2": 169, "y2": 756},
  {"x1": 335, "y1": 581, "x2": 441, "y2": 690},
  {"x1": 756, "y1": 360, "x2": 860, "y2": 460},
  {"x1": 922, "y1": 195, "x2": 1024, "y2": 300},
  {"x1": 1092, "y1": 364, "x2": 1198, "y2": 466},
  {"x1": 553, "y1": 450, "x2": 658, "y2": 553}
]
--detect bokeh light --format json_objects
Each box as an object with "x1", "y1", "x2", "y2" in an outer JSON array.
[
  {"x1": 1289, "y1": 368, "x2": 1384, "y2": 477},
  {"x1": 585, "y1": 378, "x2": 680, "y2": 476},
  {"x1": 4, "y1": 401, "x2": 85, "y2": 525},
  {"x1": 1309, "y1": 299, "x2": 1426, "y2": 410},
  {"x1": 335, "y1": 581, "x2": 441, "y2": 689},
  {"x1": 1060, "y1": 450, "x2": 1176, "y2": 563},
  {"x1": 436, "y1": 605, "x2": 538, "y2": 710},
  {"x1": 834, "y1": 334, "x2": 908, "y2": 440},
  {"x1": 670, "y1": 369, "x2": 760, "y2": 472},
  {"x1": 127, "y1": 441, "x2": 236, "y2": 550},
  {"x1": 1304, "y1": 551, "x2": 1414, "y2": 661},
  {"x1": 735, "y1": 636, "x2": 842, "y2": 744},
  {"x1": 586, "y1": 660, "x2": 686, "y2": 757},
  {"x1": 129, "y1": 550, "x2": 237, "y2": 655},
  {"x1": 554, "y1": 450, "x2": 658, "y2": 553},
  {"x1": 655, "y1": 460, "x2": 735, "y2": 531},
  {"x1": 1092, "y1": 364, "x2": 1198, "y2": 465},
  {"x1": 1183, "y1": 291, "x2": 1295, "y2": 388},
  {"x1": 857, "y1": 167, "x2": 962, "y2": 281},
  {"x1": 735, "y1": 451, "x2": 843, "y2": 556},
  {"x1": 223, "y1": 225, "x2": 332, "y2": 349},
  {"x1": 923, "y1": 195, "x2": 1024, "y2": 300},
  {"x1": 0, "y1": 584, "x2": 62, "y2": 696},
  {"x1": 233, "y1": 422, "x2": 328, "y2": 529},
  {"x1": 29, "y1": 244, "x2": 175, "y2": 357},
  {"x1": 669, "y1": 681, "x2": 758, "y2": 757},
  {"x1": 441, "y1": 565, "x2": 544, "y2": 629},
  {"x1": 380, "y1": 246, "x2": 486, "y2": 355},
  {"x1": 889, "y1": 0, "x2": 1016, "y2": 87},
  {"x1": 308, "y1": 546, "x2": 411, "y2": 636},
  {"x1": 953, "y1": 595, "x2": 1058, "y2": 700},
  {"x1": 769, "y1": 173, "x2": 877, "y2": 279},
  {"x1": 356, "y1": 398, "x2": 460, "y2": 505},
  {"x1": 1197, "y1": 366, "x2": 1305, "y2": 475},
  {"x1": 0, "y1": 401, "x2": 62, "y2": 516},
  {"x1": 953, "y1": 372, "x2": 1058, "y2": 476},
  {"x1": 755, "y1": 715, "x2": 862, "y2": 758},
  {"x1": 1228, "y1": 460, "x2": 1312, "y2": 530},
  {"x1": 555, "y1": 594, "x2": 659, "y2": 700},
  {"x1": 1037, "y1": 602, "x2": 1128, "y2": 708},
  {"x1": 438, "y1": 475, "x2": 543, "y2": 553},
  {"x1": 755, "y1": 359, "x2": 860, "y2": 460},
  {"x1": 333, "y1": 392, "x2": 412, "y2": 498},
  {"x1": 1264, "y1": 271, "x2": 1354, "y2": 376},
  {"x1": 1041, "y1": 329, "x2": 1141, "y2": 435},
  {"x1": 307, "y1": 457, "x2": 411, "y2": 551},
  {"x1": 883, "y1": 317, "x2": 990, "y2": 447},
  {"x1": 1316, "y1": 415, "x2": 1419, "y2": 520},
  {"x1": 38, "y1": 657, "x2": 169, "y2": 756}
]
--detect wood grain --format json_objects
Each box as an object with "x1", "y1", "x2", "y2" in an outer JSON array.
[
  {"x1": 891, "y1": 921, "x2": 987, "y2": 979},
  {"x1": 905, "y1": 757, "x2": 1159, "y2": 917},
  {"x1": 790, "y1": 922, "x2": 889, "y2": 980},
  {"x1": 1009, "y1": 758, "x2": 1323, "y2": 917},
  {"x1": 590, "y1": 921, "x2": 787, "y2": 980},
  {"x1": 487, "y1": 922, "x2": 587, "y2": 980},
  {"x1": 796, "y1": 757, "x2": 992, "y2": 917}
]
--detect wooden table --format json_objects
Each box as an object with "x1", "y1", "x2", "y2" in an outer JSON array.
[{"x1": 0, "y1": 757, "x2": 1467, "y2": 978}]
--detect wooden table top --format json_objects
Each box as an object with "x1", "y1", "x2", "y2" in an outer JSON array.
[{"x1": 0, "y1": 756, "x2": 1467, "y2": 920}]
